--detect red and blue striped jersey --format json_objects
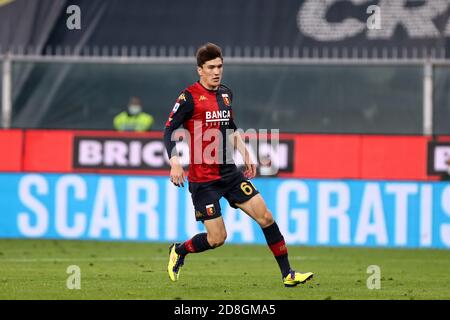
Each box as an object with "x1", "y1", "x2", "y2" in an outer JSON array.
[{"x1": 164, "y1": 81, "x2": 239, "y2": 182}]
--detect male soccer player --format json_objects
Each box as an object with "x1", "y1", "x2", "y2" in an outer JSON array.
[{"x1": 163, "y1": 42, "x2": 313, "y2": 287}]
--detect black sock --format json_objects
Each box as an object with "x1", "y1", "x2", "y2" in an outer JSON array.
[
  {"x1": 262, "y1": 222, "x2": 291, "y2": 278},
  {"x1": 175, "y1": 233, "x2": 213, "y2": 256}
]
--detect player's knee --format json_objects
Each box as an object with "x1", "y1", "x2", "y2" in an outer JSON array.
[
  {"x1": 208, "y1": 231, "x2": 227, "y2": 248},
  {"x1": 258, "y1": 210, "x2": 274, "y2": 228}
]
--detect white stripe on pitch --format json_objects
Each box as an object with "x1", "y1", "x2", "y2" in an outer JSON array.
[{"x1": 0, "y1": 256, "x2": 318, "y2": 263}]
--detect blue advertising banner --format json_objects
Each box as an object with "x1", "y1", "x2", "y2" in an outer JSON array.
[{"x1": 0, "y1": 173, "x2": 449, "y2": 248}]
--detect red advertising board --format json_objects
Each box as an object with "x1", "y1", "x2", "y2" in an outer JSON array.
[
  {"x1": 360, "y1": 135, "x2": 429, "y2": 180},
  {"x1": 0, "y1": 130, "x2": 23, "y2": 171},
  {"x1": 0, "y1": 129, "x2": 447, "y2": 180},
  {"x1": 23, "y1": 130, "x2": 74, "y2": 172},
  {"x1": 294, "y1": 134, "x2": 361, "y2": 179}
]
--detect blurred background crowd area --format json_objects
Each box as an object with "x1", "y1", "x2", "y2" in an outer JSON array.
[{"x1": 0, "y1": 0, "x2": 449, "y2": 135}]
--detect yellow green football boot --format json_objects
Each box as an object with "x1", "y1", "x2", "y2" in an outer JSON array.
[
  {"x1": 167, "y1": 243, "x2": 185, "y2": 281},
  {"x1": 283, "y1": 270, "x2": 314, "y2": 287}
]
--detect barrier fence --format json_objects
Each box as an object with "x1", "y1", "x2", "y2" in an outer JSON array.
[{"x1": 1, "y1": 53, "x2": 450, "y2": 135}]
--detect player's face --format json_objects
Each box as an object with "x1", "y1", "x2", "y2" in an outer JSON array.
[{"x1": 198, "y1": 57, "x2": 223, "y2": 90}]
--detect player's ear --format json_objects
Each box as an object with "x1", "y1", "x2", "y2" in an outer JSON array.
[{"x1": 197, "y1": 66, "x2": 203, "y2": 77}]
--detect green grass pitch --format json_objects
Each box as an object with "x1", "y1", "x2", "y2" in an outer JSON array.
[{"x1": 0, "y1": 239, "x2": 449, "y2": 300}]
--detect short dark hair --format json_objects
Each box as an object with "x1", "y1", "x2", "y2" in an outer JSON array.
[
  {"x1": 196, "y1": 42, "x2": 223, "y2": 67},
  {"x1": 129, "y1": 96, "x2": 141, "y2": 105}
]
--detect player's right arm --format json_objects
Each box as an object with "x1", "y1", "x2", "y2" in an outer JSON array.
[{"x1": 163, "y1": 91, "x2": 194, "y2": 187}]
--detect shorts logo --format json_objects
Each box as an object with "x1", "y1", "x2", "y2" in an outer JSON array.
[
  {"x1": 195, "y1": 210, "x2": 203, "y2": 219},
  {"x1": 199, "y1": 95, "x2": 207, "y2": 101},
  {"x1": 222, "y1": 94, "x2": 230, "y2": 106},
  {"x1": 206, "y1": 204, "x2": 215, "y2": 216}
]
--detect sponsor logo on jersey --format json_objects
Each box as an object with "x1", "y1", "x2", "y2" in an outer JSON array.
[
  {"x1": 222, "y1": 93, "x2": 230, "y2": 106},
  {"x1": 178, "y1": 93, "x2": 186, "y2": 102},
  {"x1": 205, "y1": 110, "x2": 231, "y2": 126},
  {"x1": 206, "y1": 204, "x2": 215, "y2": 216},
  {"x1": 205, "y1": 110, "x2": 231, "y2": 121},
  {"x1": 199, "y1": 95, "x2": 207, "y2": 101}
]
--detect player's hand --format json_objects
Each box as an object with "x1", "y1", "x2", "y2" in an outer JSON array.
[
  {"x1": 169, "y1": 157, "x2": 185, "y2": 187},
  {"x1": 243, "y1": 163, "x2": 257, "y2": 179}
]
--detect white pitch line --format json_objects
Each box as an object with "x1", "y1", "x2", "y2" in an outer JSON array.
[
  {"x1": 0, "y1": 257, "x2": 140, "y2": 263},
  {"x1": 0, "y1": 256, "x2": 318, "y2": 263}
]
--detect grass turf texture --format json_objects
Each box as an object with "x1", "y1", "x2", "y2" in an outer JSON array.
[{"x1": 0, "y1": 239, "x2": 449, "y2": 300}]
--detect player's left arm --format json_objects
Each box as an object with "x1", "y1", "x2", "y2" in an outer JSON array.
[{"x1": 230, "y1": 131, "x2": 257, "y2": 179}]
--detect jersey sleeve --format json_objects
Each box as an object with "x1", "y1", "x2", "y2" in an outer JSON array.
[
  {"x1": 163, "y1": 91, "x2": 195, "y2": 159},
  {"x1": 227, "y1": 88, "x2": 237, "y2": 130}
]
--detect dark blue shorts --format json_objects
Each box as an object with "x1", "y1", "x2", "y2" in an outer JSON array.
[{"x1": 188, "y1": 171, "x2": 259, "y2": 221}]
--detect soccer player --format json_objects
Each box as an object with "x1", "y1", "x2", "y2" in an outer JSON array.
[{"x1": 163, "y1": 42, "x2": 313, "y2": 287}]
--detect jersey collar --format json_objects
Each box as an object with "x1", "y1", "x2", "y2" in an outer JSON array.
[{"x1": 197, "y1": 81, "x2": 219, "y2": 93}]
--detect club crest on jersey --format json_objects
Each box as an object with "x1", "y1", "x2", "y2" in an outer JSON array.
[
  {"x1": 206, "y1": 204, "x2": 215, "y2": 216},
  {"x1": 222, "y1": 93, "x2": 230, "y2": 106}
]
